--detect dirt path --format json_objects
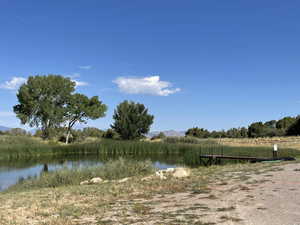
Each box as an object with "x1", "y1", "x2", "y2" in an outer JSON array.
[
  {"x1": 102, "y1": 163, "x2": 300, "y2": 225},
  {"x1": 236, "y1": 163, "x2": 300, "y2": 225}
]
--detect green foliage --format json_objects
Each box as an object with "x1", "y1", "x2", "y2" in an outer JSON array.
[
  {"x1": 240, "y1": 127, "x2": 248, "y2": 138},
  {"x1": 81, "y1": 127, "x2": 104, "y2": 138},
  {"x1": 14, "y1": 75, "x2": 76, "y2": 139},
  {"x1": 182, "y1": 115, "x2": 300, "y2": 138},
  {"x1": 13, "y1": 74, "x2": 107, "y2": 143},
  {"x1": 248, "y1": 122, "x2": 266, "y2": 138},
  {"x1": 226, "y1": 128, "x2": 246, "y2": 138},
  {"x1": 286, "y1": 118, "x2": 300, "y2": 136},
  {"x1": 248, "y1": 122, "x2": 286, "y2": 138},
  {"x1": 209, "y1": 130, "x2": 227, "y2": 138},
  {"x1": 276, "y1": 117, "x2": 297, "y2": 130},
  {"x1": 64, "y1": 94, "x2": 107, "y2": 143},
  {"x1": 264, "y1": 120, "x2": 277, "y2": 128},
  {"x1": 185, "y1": 127, "x2": 210, "y2": 138},
  {"x1": 34, "y1": 127, "x2": 65, "y2": 140},
  {"x1": 102, "y1": 129, "x2": 119, "y2": 139},
  {"x1": 111, "y1": 100, "x2": 154, "y2": 140}
]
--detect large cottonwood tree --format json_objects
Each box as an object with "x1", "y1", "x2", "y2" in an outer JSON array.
[
  {"x1": 14, "y1": 75, "x2": 75, "y2": 139},
  {"x1": 14, "y1": 75, "x2": 107, "y2": 141}
]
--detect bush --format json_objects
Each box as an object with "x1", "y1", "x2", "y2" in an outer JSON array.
[
  {"x1": 82, "y1": 127, "x2": 104, "y2": 138},
  {"x1": 286, "y1": 118, "x2": 300, "y2": 136},
  {"x1": 151, "y1": 132, "x2": 166, "y2": 140},
  {"x1": 102, "y1": 129, "x2": 119, "y2": 139},
  {"x1": 185, "y1": 127, "x2": 210, "y2": 138}
]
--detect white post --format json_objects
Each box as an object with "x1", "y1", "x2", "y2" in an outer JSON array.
[{"x1": 273, "y1": 144, "x2": 278, "y2": 158}]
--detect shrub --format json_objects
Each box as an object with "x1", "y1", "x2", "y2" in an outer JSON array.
[
  {"x1": 286, "y1": 118, "x2": 300, "y2": 136},
  {"x1": 102, "y1": 129, "x2": 119, "y2": 139},
  {"x1": 151, "y1": 132, "x2": 166, "y2": 140},
  {"x1": 185, "y1": 127, "x2": 210, "y2": 138}
]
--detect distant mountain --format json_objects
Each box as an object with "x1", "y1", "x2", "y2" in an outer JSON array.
[
  {"x1": 147, "y1": 130, "x2": 185, "y2": 138},
  {"x1": 0, "y1": 126, "x2": 11, "y2": 131}
]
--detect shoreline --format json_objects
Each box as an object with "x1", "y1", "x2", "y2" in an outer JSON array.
[{"x1": 1, "y1": 161, "x2": 298, "y2": 224}]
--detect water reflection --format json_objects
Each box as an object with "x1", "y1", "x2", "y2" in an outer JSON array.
[{"x1": 43, "y1": 164, "x2": 48, "y2": 172}]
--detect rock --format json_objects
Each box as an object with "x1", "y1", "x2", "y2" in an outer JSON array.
[
  {"x1": 141, "y1": 167, "x2": 191, "y2": 181},
  {"x1": 80, "y1": 180, "x2": 89, "y2": 185},
  {"x1": 173, "y1": 167, "x2": 191, "y2": 178},
  {"x1": 118, "y1": 177, "x2": 130, "y2": 183},
  {"x1": 90, "y1": 177, "x2": 103, "y2": 184},
  {"x1": 141, "y1": 176, "x2": 153, "y2": 181},
  {"x1": 166, "y1": 168, "x2": 175, "y2": 173},
  {"x1": 155, "y1": 170, "x2": 167, "y2": 180}
]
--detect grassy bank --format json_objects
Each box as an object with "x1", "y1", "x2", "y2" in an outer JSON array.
[{"x1": 8, "y1": 158, "x2": 155, "y2": 192}]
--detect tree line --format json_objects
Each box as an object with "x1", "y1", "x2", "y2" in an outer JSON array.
[
  {"x1": 12, "y1": 74, "x2": 154, "y2": 143},
  {"x1": 185, "y1": 116, "x2": 300, "y2": 139}
]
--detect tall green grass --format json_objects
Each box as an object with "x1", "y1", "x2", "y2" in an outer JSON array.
[
  {"x1": 0, "y1": 135, "x2": 54, "y2": 160},
  {"x1": 1, "y1": 135, "x2": 299, "y2": 166}
]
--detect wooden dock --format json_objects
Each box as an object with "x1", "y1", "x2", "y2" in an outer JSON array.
[{"x1": 199, "y1": 154, "x2": 296, "y2": 166}]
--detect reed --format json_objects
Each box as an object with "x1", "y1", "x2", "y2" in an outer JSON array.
[{"x1": 1, "y1": 136, "x2": 299, "y2": 166}]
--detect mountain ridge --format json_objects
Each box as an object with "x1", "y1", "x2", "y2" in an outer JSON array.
[
  {"x1": 147, "y1": 130, "x2": 185, "y2": 138},
  {"x1": 0, "y1": 125, "x2": 11, "y2": 131}
]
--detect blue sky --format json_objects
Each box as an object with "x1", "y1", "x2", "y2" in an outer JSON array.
[{"x1": 0, "y1": 0, "x2": 300, "y2": 131}]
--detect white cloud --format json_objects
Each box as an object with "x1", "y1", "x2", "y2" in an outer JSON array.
[
  {"x1": 79, "y1": 65, "x2": 92, "y2": 70},
  {"x1": 65, "y1": 73, "x2": 88, "y2": 87},
  {"x1": 0, "y1": 77, "x2": 27, "y2": 90},
  {"x1": 72, "y1": 80, "x2": 89, "y2": 87},
  {"x1": 113, "y1": 76, "x2": 181, "y2": 96}
]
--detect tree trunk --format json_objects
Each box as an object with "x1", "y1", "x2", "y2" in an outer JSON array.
[
  {"x1": 66, "y1": 129, "x2": 71, "y2": 144},
  {"x1": 42, "y1": 119, "x2": 51, "y2": 139}
]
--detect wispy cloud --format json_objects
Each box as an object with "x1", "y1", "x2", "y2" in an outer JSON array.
[
  {"x1": 65, "y1": 73, "x2": 88, "y2": 87},
  {"x1": 79, "y1": 65, "x2": 92, "y2": 70},
  {"x1": 72, "y1": 80, "x2": 89, "y2": 87},
  {"x1": 68, "y1": 73, "x2": 81, "y2": 79},
  {"x1": 113, "y1": 76, "x2": 181, "y2": 96},
  {"x1": 0, "y1": 77, "x2": 27, "y2": 90}
]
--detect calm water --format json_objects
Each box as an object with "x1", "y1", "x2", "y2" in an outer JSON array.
[{"x1": 0, "y1": 155, "x2": 179, "y2": 191}]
